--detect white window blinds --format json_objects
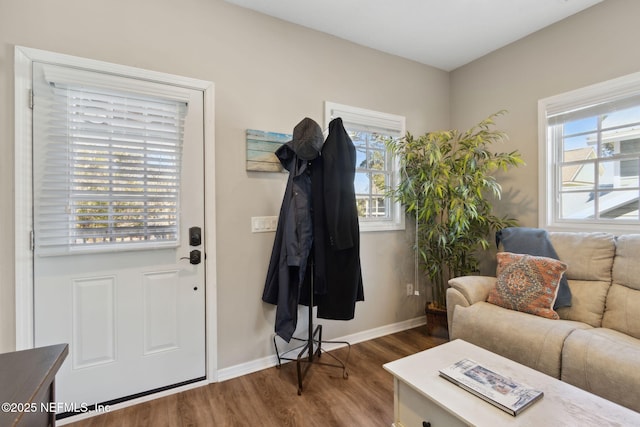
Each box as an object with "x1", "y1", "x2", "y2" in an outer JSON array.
[
  {"x1": 33, "y1": 62, "x2": 188, "y2": 255},
  {"x1": 326, "y1": 102, "x2": 405, "y2": 138}
]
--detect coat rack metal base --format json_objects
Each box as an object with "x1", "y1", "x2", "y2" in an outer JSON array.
[{"x1": 273, "y1": 322, "x2": 351, "y2": 395}]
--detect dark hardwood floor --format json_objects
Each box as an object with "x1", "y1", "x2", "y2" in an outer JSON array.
[{"x1": 67, "y1": 327, "x2": 447, "y2": 427}]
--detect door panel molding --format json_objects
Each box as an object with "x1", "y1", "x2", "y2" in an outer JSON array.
[
  {"x1": 72, "y1": 276, "x2": 117, "y2": 369},
  {"x1": 143, "y1": 270, "x2": 180, "y2": 355}
]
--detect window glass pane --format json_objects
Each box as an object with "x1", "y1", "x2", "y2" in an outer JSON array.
[
  {"x1": 621, "y1": 158, "x2": 640, "y2": 180},
  {"x1": 367, "y1": 149, "x2": 385, "y2": 170},
  {"x1": 352, "y1": 131, "x2": 391, "y2": 219},
  {"x1": 348, "y1": 130, "x2": 362, "y2": 141},
  {"x1": 599, "y1": 160, "x2": 638, "y2": 189},
  {"x1": 600, "y1": 140, "x2": 616, "y2": 158},
  {"x1": 354, "y1": 172, "x2": 370, "y2": 193},
  {"x1": 564, "y1": 117, "x2": 598, "y2": 135},
  {"x1": 560, "y1": 192, "x2": 594, "y2": 219},
  {"x1": 356, "y1": 196, "x2": 369, "y2": 217},
  {"x1": 369, "y1": 133, "x2": 386, "y2": 150},
  {"x1": 598, "y1": 160, "x2": 616, "y2": 188},
  {"x1": 601, "y1": 105, "x2": 640, "y2": 129},
  {"x1": 562, "y1": 133, "x2": 597, "y2": 159},
  {"x1": 561, "y1": 163, "x2": 594, "y2": 191},
  {"x1": 598, "y1": 190, "x2": 639, "y2": 220},
  {"x1": 371, "y1": 172, "x2": 387, "y2": 196},
  {"x1": 620, "y1": 138, "x2": 640, "y2": 154},
  {"x1": 352, "y1": 130, "x2": 391, "y2": 218},
  {"x1": 355, "y1": 146, "x2": 367, "y2": 170},
  {"x1": 370, "y1": 197, "x2": 387, "y2": 217},
  {"x1": 600, "y1": 127, "x2": 640, "y2": 156}
]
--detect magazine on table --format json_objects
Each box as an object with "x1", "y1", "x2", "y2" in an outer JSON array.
[{"x1": 439, "y1": 359, "x2": 543, "y2": 416}]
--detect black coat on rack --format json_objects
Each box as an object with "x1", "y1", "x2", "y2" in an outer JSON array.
[
  {"x1": 262, "y1": 117, "x2": 364, "y2": 342},
  {"x1": 262, "y1": 118, "x2": 323, "y2": 343},
  {"x1": 313, "y1": 117, "x2": 364, "y2": 320}
]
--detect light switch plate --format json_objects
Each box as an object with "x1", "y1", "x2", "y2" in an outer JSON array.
[{"x1": 251, "y1": 216, "x2": 278, "y2": 233}]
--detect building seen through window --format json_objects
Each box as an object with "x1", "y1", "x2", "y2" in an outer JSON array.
[
  {"x1": 555, "y1": 106, "x2": 640, "y2": 221},
  {"x1": 350, "y1": 130, "x2": 391, "y2": 219},
  {"x1": 540, "y1": 73, "x2": 640, "y2": 231}
]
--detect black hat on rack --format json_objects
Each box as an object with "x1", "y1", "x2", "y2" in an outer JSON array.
[{"x1": 285, "y1": 117, "x2": 324, "y2": 160}]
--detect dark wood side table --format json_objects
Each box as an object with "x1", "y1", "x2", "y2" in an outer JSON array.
[{"x1": 0, "y1": 344, "x2": 69, "y2": 427}]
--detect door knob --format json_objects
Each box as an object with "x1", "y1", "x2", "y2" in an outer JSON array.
[{"x1": 189, "y1": 250, "x2": 201, "y2": 265}]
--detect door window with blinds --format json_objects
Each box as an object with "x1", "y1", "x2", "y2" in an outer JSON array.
[
  {"x1": 325, "y1": 102, "x2": 406, "y2": 231},
  {"x1": 33, "y1": 63, "x2": 189, "y2": 255},
  {"x1": 539, "y1": 71, "x2": 640, "y2": 232}
]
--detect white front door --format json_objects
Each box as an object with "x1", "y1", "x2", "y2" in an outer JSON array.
[{"x1": 32, "y1": 61, "x2": 206, "y2": 407}]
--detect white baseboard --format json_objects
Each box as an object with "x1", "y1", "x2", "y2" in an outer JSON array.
[{"x1": 216, "y1": 316, "x2": 426, "y2": 382}]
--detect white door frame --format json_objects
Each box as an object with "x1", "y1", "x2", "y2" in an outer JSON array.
[{"x1": 13, "y1": 46, "x2": 218, "y2": 383}]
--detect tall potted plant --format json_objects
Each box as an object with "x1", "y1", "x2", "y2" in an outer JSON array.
[{"x1": 387, "y1": 112, "x2": 524, "y2": 332}]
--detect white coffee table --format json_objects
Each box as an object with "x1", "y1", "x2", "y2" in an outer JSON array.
[{"x1": 383, "y1": 339, "x2": 640, "y2": 426}]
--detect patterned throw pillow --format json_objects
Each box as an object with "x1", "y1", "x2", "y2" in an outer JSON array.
[{"x1": 488, "y1": 252, "x2": 567, "y2": 319}]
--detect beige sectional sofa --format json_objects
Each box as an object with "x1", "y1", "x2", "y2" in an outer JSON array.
[{"x1": 446, "y1": 232, "x2": 640, "y2": 413}]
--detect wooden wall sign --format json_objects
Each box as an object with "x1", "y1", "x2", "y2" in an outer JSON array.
[{"x1": 246, "y1": 129, "x2": 291, "y2": 172}]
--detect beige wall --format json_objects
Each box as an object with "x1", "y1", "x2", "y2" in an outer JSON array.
[
  {"x1": 4, "y1": 0, "x2": 632, "y2": 371},
  {"x1": 450, "y1": 0, "x2": 640, "y2": 258},
  {"x1": 0, "y1": 0, "x2": 448, "y2": 367}
]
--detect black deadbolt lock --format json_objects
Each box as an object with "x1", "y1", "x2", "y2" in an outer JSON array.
[
  {"x1": 189, "y1": 226, "x2": 202, "y2": 246},
  {"x1": 190, "y1": 250, "x2": 202, "y2": 265}
]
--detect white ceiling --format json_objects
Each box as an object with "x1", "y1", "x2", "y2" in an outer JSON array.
[{"x1": 225, "y1": 0, "x2": 602, "y2": 71}]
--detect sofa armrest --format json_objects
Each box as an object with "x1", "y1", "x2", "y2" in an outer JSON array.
[
  {"x1": 446, "y1": 287, "x2": 468, "y2": 337},
  {"x1": 446, "y1": 275, "x2": 496, "y2": 338},
  {"x1": 448, "y1": 275, "x2": 497, "y2": 305}
]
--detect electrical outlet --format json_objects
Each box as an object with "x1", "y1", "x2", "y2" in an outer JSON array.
[{"x1": 406, "y1": 283, "x2": 414, "y2": 296}]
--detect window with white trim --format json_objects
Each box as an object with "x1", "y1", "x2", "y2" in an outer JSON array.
[
  {"x1": 33, "y1": 62, "x2": 188, "y2": 255},
  {"x1": 325, "y1": 102, "x2": 405, "y2": 231},
  {"x1": 539, "y1": 72, "x2": 640, "y2": 233}
]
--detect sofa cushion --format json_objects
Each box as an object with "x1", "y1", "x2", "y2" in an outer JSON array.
[
  {"x1": 548, "y1": 232, "x2": 615, "y2": 282},
  {"x1": 561, "y1": 328, "x2": 640, "y2": 413},
  {"x1": 602, "y1": 284, "x2": 640, "y2": 340},
  {"x1": 611, "y1": 234, "x2": 640, "y2": 291},
  {"x1": 488, "y1": 252, "x2": 566, "y2": 319},
  {"x1": 451, "y1": 302, "x2": 591, "y2": 379},
  {"x1": 603, "y1": 235, "x2": 640, "y2": 339},
  {"x1": 556, "y1": 279, "x2": 610, "y2": 328}
]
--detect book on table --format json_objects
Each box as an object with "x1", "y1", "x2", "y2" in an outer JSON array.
[{"x1": 439, "y1": 358, "x2": 544, "y2": 416}]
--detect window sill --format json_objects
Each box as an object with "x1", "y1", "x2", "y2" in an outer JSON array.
[{"x1": 359, "y1": 219, "x2": 405, "y2": 232}]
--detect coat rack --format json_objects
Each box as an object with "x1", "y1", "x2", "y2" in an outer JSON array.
[{"x1": 272, "y1": 261, "x2": 351, "y2": 395}]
